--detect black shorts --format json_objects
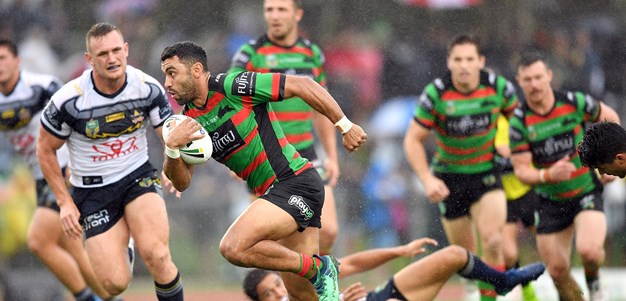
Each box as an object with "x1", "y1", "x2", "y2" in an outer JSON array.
[
  {"x1": 436, "y1": 171, "x2": 503, "y2": 219},
  {"x1": 260, "y1": 168, "x2": 324, "y2": 232},
  {"x1": 507, "y1": 190, "x2": 539, "y2": 228},
  {"x1": 36, "y1": 178, "x2": 60, "y2": 212},
  {"x1": 35, "y1": 167, "x2": 69, "y2": 212},
  {"x1": 72, "y1": 161, "x2": 162, "y2": 238},
  {"x1": 366, "y1": 278, "x2": 407, "y2": 301},
  {"x1": 536, "y1": 189, "x2": 604, "y2": 234}
]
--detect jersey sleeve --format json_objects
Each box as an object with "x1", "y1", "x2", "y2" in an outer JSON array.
[
  {"x1": 508, "y1": 108, "x2": 529, "y2": 154},
  {"x1": 228, "y1": 44, "x2": 254, "y2": 73},
  {"x1": 225, "y1": 71, "x2": 285, "y2": 106},
  {"x1": 145, "y1": 82, "x2": 173, "y2": 128},
  {"x1": 500, "y1": 77, "x2": 519, "y2": 115},
  {"x1": 40, "y1": 95, "x2": 73, "y2": 139},
  {"x1": 41, "y1": 77, "x2": 63, "y2": 104},
  {"x1": 413, "y1": 86, "x2": 437, "y2": 129},
  {"x1": 576, "y1": 92, "x2": 601, "y2": 122},
  {"x1": 312, "y1": 44, "x2": 327, "y2": 88}
]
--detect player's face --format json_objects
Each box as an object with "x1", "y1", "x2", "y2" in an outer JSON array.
[
  {"x1": 596, "y1": 154, "x2": 626, "y2": 178},
  {"x1": 86, "y1": 30, "x2": 128, "y2": 83},
  {"x1": 516, "y1": 61, "x2": 553, "y2": 106},
  {"x1": 264, "y1": 0, "x2": 302, "y2": 42},
  {"x1": 161, "y1": 56, "x2": 199, "y2": 106},
  {"x1": 0, "y1": 46, "x2": 20, "y2": 87},
  {"x1": 447, "y1": 43, "x2": 485, "y2": 90},
  {"x1": 256, "y1": 273, "x2": 288, "y2": 301}
]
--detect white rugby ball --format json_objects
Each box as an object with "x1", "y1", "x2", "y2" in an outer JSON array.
[{"x1": 162, "y1": 115, "x2": 212, "y2": 165}]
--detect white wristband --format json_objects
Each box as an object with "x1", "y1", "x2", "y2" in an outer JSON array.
[
  {"x1": 165, "y1": 147, "x2": 180, "y2": 159},
  {"x1": 334, "y1": 116, "x2": 353, "y2": 134},
  {"x1": 538, "y1": 168, "x2": 546, "y2": 183}
]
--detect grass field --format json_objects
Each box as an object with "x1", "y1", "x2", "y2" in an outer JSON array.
[{"x1": 118, "y1": 268, "x2": 626, "y2": 301}]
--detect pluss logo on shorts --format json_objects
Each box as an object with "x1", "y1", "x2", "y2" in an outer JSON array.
[{"x1": 288, "y1": 195, "x2": 313, "y2": 220}]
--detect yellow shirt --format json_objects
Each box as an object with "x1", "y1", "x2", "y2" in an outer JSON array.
[{"x1": 496, "y1": 116, "x2": 532, "y2": 201}]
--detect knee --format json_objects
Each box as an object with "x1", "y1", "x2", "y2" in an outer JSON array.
[
  {"x1": 26, "y1": 231, "x2": 47, "y2": 255},
  {"x1": 100, "y1": 277, "x2": 130, "y2": 296},
  {"x1": 546, "y1": 262, "x2": 570, "y2": 281},
  {"x1": 577, "y1": 245, "x2": 604, "y2": 265},
  {"x1": 140, "y1": 246, "x2": 173, "y2": 272},
  {"x1": 444, "y1": 245, "x2": 470, "y2": 267},
  {"x1": 479, "y1": 231, "x2": 503, "y2": 254},
  {"x1": 219, "y1": 237, "x2": 245, "y2": 266},
  {"x1": 502, "y1": 246, "x2": 519, "y2": 267}
]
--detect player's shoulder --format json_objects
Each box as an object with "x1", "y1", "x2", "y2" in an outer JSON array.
[
  {"x1": 51, "y1": 70, "x2": 91, "y2": 103},
  {"x1": 20, "y1": 70, "x2": 61, "y2": 87},
  {"x1": 126, "y1": 65, "x2": 160, "y2": 86}
]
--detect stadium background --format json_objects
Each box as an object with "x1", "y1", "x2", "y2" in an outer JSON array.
[{"x1": 1, "y1": 0, "x2": 626, "y2": 300}]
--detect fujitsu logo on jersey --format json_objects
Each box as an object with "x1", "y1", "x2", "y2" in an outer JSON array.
[
  {"x1": 91, "y1": 136, "x2": 139, "y2": 161},
  {"x1": 83, "y1": 209, "x2": 110, "y2": 231},
  {"x1": 232, "y1": 72, "x2": 257, "y2": 96},
  {"x1": 212, "y1": 131, "x2": 236, "y2": 153}
]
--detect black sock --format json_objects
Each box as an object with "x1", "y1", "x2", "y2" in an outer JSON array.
[
  {"x1": 458, "y1": 251, "x2": 505, "y2": 286},
  {"x1": 74, "y1": 288, "x2": 98, "y2": 301},
  {"x1": 155, "y1": 272, "x2": 184, "y2": 301}
]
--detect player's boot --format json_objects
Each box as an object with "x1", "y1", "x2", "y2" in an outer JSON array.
[
  {"x1": 310, "y1": 255, "x2": 340, "y2": 301},
  {"x1": 494, "y1": 262, "x2": 545, "y2": 295}
]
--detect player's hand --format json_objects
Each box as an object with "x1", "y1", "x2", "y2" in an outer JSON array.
[
  {"x1": 396, "y1": 237, "x2": 438, "y2": 258},
  {"x1": 59, "y1": 200, "x2": 83, "y2": 240},
  {"x1": 422, "y1": 174, "x2": 450, "y2": 203},
  {"x1": 324, "y1": 158, "x2": 340, "y2": 187},
  {"x1": 547, "y1": 155, "x2": 576, "y2": 182},
  {"x1": 161, "y1": 171, "x2": 182, "y2": 198},
  {"x1": 165, "y1": 118, "x2": 204, "y2": 150},
  {"x1": 341, "y1": 282, "x2": 367, "y2": 301},
  {"x1": 342, "y1": 124, "x2": 367, "y2": 153}
]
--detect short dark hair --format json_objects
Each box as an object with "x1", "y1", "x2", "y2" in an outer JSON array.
[
  {"x1": 293, "y1": 0, "x2": 302, "y2": 8},
  {"x1": 86, "y1": 22, "x2": 123, "y2": 51},
  {"x1": 243, "y1": 269, "x2": 274, "y2": 301},
  {"x1": 0, "y1": 39, "x2": 18, "y2": 56},
  {"x1": 447, "y1": 34, "x2": 482, "y2": 56},
  {"x1": 517, "y1": 51, "x2": 547, "y2": 69},
  {"x1": 160, "y1": 41, "x2": 209, "y2": 72},
  {"x1": 578, "y1": 121, "x2": 626, "y2": 168}
]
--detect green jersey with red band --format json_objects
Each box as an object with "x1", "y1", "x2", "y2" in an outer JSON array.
[
  {"x1": 182, "y1": 71, "x2": 312, "y2": 196},
  {"x1": 228, "y1": 35, "x2": 326, "y2": 151},
  {"x1": 509, "y1": 90, "x2": 601, "y2": 201},
  {"x1": 413, "y1": 70, "x2": 518, "y2": 174}
]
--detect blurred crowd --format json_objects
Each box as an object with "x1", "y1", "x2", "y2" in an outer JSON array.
[{"x1": 1, "y1": 0, "x2": 626, "y2": 295}]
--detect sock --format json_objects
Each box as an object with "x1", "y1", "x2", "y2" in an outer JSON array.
[
  {"x1": 584, "y1": 267, "x2": 600, "y2": 293},
  {"x1": 155, "y1": 272, "x2": 184, "y2": 301},
  {"x1": 74, "y1": 288, "x2": 98, "y2": 301},
  {"x1": 457, "y1": 251, "x2": 504, "y2": 300},
  {"x1": 296, "y1": 254, "x2": 321, "y2": 280}
]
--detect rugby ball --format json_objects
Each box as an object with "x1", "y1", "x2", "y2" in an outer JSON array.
[{"x1": 162, "y1": 115, "x2": 212, "y2": 165}]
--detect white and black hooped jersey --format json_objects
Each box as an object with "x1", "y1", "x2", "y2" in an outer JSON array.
[
  {"x1": 0, "y1": 70, "x2": 68, "y2": 179},
  {"x1": 41, "y1": 66, "x2": 173, "y2": 188}
]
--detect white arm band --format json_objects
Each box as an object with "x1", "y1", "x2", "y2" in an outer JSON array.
[{"x1": 334, "y1": 116, "x2": 353, "y2": 134}]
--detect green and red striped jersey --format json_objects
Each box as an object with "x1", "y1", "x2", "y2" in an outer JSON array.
[
  {"x1": 182, "y1": 71, "x2": 312, "y2": 196},
  {"x1": 228, "y1": 35, "x2": 326, "y2": 151},
  {"x1": 509, "y1": 90, "x2": 601, "y2": 201},
  {"x1": 413, "y1": 70, "x2": 518, "y2": 174}
]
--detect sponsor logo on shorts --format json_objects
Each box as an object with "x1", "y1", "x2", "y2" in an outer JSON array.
[
  {"x1": 288, "y1": 195, "x2": 313, "y2": 220},
  {"x1": 580, "y1": 194, "x2": 595, "y2": 209},
  {"x1": 138, "y1": 176, "x2": 162, "y2": 188},
  {"x1": 83, "y1": 209, "x2": 110, "y2": 231}
]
